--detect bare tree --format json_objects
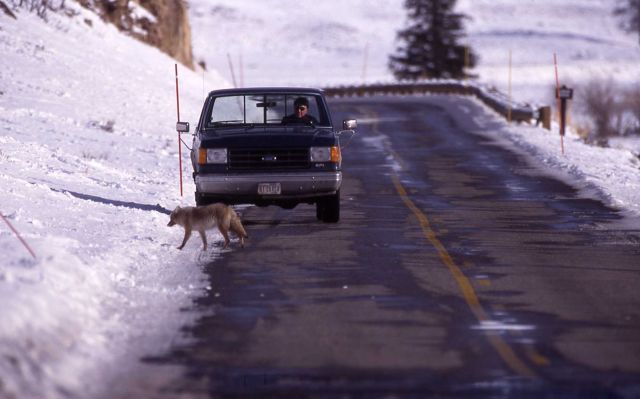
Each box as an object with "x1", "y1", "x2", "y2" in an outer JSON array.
[
  {"x1": 8, "y1": 0, "x2": 65, "y2": 19},
  {"x1": 614, "y1": 0, "x2": 640, "y2": 44},
  {"x1": 1, "y1": 0, "x2": 17, "y2": 18},
  {"x1": 623, "y1": 84, "x2": 640, "y2": 135},
  {"x1": 580, "y1": 79, "x2": 619, "y2": 141}
]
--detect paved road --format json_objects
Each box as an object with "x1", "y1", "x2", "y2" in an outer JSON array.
[{"x1": 148, "y1": 96, "x2": 640, "y2": 398}]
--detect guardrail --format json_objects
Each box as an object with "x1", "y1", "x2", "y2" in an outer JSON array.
[{"x1": 323, "y1": 82, "x2": 543, "y2": 125}]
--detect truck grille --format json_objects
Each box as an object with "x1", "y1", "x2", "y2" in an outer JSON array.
[{"x1": 228, "y1": 148, "x2": 310, "y2": 170}]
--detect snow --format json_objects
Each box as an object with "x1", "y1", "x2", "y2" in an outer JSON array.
[
  {"x1": 1, "y1": 3, "x2": 230, "y2": 397},
  {"x1": 1, "y1": 0, "x2": 639, "y2": 397},
  {"x1": 463, "y1": 98, "x2": 640, "y2": 219},
  {"x1": 188, "y1": 0, "x2": 406, "y2": 86}
]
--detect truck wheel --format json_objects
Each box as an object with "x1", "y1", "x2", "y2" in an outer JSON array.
[
  {"x1": 321, "y1": 190, "x2": 340, "y2": 223},
  {"x1": 195, "y1": 192, "x2": 207, "y2": 206},
  {"x1": 316, "y1": 200, "x2": 325, "y2": 221}
]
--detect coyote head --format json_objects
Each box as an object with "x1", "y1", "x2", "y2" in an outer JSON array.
[{"x1": 167, "y1": 206, "x2": 182, "y2": 227}]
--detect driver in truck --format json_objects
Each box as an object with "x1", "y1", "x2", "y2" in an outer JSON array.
[{"x1": 281, "y1": 97, "x2": 319, "y2": 125}]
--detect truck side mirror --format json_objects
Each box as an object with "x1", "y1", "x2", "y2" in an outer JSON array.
[
  {"x1": 176, "y1": 121, "x2": 190, "y2": 133},
  {"x1": 342, "y1": 119, "x2": 357, "y2": 130}
]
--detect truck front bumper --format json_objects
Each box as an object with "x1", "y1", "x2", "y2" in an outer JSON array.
[{"x1": 195, "y1": 171, "x2": 342, "y2": 200}]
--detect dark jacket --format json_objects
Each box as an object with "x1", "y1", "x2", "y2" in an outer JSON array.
[{"x1": 281, "y1": 114, "x2": 318, "y2": 126}]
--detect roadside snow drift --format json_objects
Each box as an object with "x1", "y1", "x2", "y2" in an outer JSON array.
[{"x1": 0, "y1": 4, "x2": 230, "y2": 398}]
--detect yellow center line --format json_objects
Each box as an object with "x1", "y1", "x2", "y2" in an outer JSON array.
[
  {"x1": 391, "y1": 175, "x2": 537, "y2": 378},
  {"x1": 477, "y1": 279, "x2": 492, "y2": 287},
  {"x1": 525, "y1": 345, "x2": 551, "y2": 366},
  {"x1": 360, "y1": 107, "x2": 538, "y2": 377}
]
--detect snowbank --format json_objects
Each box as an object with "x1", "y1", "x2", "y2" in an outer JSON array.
[{"x1": 1, "y1": 4, "x2": 229, "y2": 397}]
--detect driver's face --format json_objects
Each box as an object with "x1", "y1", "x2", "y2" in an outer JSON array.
[{"x1": 295, "y1": 105, "x2": 308, "y2": 118}]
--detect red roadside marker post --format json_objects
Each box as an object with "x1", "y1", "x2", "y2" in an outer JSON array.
[
  {"x1": 226, "y1": 53, "x2": 238, "y2": 88},
  {"x1": 1, "y1": 212, "x2": 36, "y2": 259}
]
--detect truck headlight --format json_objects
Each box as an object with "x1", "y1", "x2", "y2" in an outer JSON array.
[
  {"x1": 310, "y1": 146, "x2": 340, "y2": 163},
  {"x1": 199, "y1": 148, "x2": 227, "y2": 164}
]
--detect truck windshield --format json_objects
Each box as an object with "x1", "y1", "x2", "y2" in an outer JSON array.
[{"x1": 207, "y1": 94, "x2": 329, "y2": 127}]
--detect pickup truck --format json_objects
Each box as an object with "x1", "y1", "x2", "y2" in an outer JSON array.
[{"x1": 176, "y1": 87, "x2": 356, "y2": 223}]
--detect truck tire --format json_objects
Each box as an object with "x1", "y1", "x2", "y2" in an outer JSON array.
[
  {"x1": 195, "y1": 192, "x2": 207, "y2": 206},
  {"x1": 319, "y1": 190, "x2": 340, "y2": 223}
]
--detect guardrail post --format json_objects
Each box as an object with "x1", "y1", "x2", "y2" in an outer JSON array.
[{"x1": 537, "y1": 106, "x2": 552, "y2": 130}]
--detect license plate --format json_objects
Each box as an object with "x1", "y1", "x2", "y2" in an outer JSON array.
[{"x1": 258, "y1": 182, "x2": 281, "y2": 195}]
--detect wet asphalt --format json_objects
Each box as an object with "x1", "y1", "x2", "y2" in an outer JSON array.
[{"x1": 142, "y1": 95, "x2": 640, "y2": 398}]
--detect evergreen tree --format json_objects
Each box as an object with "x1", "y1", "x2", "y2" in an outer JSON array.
[
  {"x1": 389, "y1": 0, "x2": 477, "y2": 80},
  {"x1": 614, "y1": 0, "x2": 640, "y2": 45}
]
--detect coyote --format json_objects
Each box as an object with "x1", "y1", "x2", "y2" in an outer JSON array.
[{"x1": 167, "y1": 204, "x2": 248, "y2": 250}]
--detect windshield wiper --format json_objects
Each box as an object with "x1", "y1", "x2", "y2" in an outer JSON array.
[
  {"x1": 211, "y1": 120, "x2": 243, "y2": 127},
  {"x1": 211, "y1": 121, "x2": 260, "y2": 129}
]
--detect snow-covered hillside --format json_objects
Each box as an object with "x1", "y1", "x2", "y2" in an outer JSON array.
[
  {"x1": 189, "y1": 0, "x2": 640, "y2": 105},
  {"x1": 188, "y1": 0, "x2": 405, "y2": 87},
  {"x1": 0, "y1": 3, "x2": 229, "y2": 398},
  {"x1": 1, "y1": 0, "x2": 639, "y2": 398},
  {"x1": 459, "y1": 0, "x2": 640, "y2": 106},
  {"x1": 188, "y1": 0, "x2": 640, "y2": 150}
]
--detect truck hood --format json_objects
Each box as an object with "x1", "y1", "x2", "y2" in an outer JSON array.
[{"x1": 199, "y1": 126, "x2": 336, "y2": 148}]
